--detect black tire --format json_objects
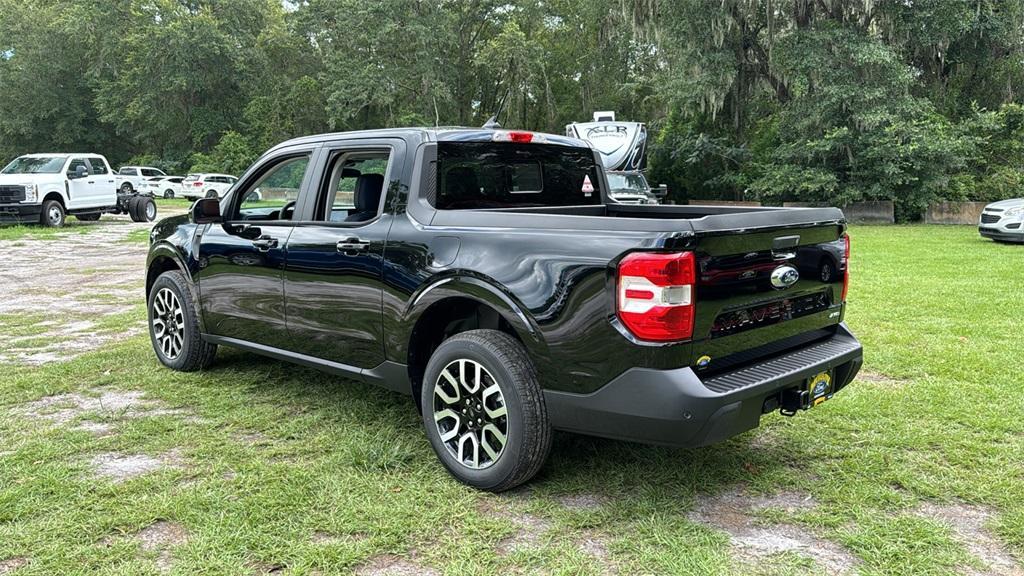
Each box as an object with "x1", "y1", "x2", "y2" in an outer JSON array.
[
  {"x1": 820, "y1": 258, "x2": 836, "y2": 283},
  {"x1": 76, "y1": 212, "x2": 102, "y2": 222},
  {"x1": 163, "y1": 189, "x2": 175, "y2": 199},
  {"x1": 148, "y1": 270, "x2": 217, "y2": 371},
  {"x1": 420, "y1": 329, "x2": 552, "y2": 492},
  {"x1": 127, "y1": 196, "x2": 142, "y2": 221},
  {"x1": 140, "y1": 196, "x2": 157, "y2": 221},
  {"x1": 205, "y1": 189, "x2": 218, "y2": 199},
  {"x1": 120, "y1": 182, "x2": 133, "y2": 194},
  {"x1": 39, "y1": 199, "x2": 65, "y2": 227}
]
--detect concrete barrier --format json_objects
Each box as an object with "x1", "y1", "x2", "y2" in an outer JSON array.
[
  {"x1": 925, "y1": 201, "x2": 987, "y2": 225},
  {"x1": 841, "y1": 201, "x2": 894, "y2": 224},
  {"x1": 687, "y1": 199, "x2": 762, "y2": 207}
]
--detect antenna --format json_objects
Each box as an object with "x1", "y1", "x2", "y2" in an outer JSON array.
[{"x1": 482, "y1": 114, "x2": 502, "y2": 129}]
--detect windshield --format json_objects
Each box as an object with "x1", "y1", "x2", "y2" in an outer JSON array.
[
  {"x1": 2, "y1": 156, "x2": 67, "y2": 174},
  {"x1": 606, "y1": 172, "x2": 647, "y2": 193}
]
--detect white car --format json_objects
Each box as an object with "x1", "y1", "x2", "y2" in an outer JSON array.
[
  {"x1": 0, "y1": 153, "x2": 156, "y2": 226},
  {"x1": 116, "y1": 166, "x2": 166, "y2": 193},
  {"x1": 979, "y1": 198, "x2": 1024, "y2": 243},
  {"x1": 142, "y1": 176, "x2": 185, "y2": 199},
  {"x1": 181, "y1": 173, "x2": 238, "y2": 200}
]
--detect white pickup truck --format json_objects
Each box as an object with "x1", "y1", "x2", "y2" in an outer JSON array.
[
  {"x1": 115, "y1": 166, "x2": 167, "y2": 194},
  {"x1": 0, "y1": 153, "x2": 158, "y2": 227}
]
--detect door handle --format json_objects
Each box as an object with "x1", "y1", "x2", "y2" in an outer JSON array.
[
  {"x1": 252, "y1": 235, "x2": 279, "y2": 251},
  {"x1": 337, "y1": 238, "x2": 370, "y2": 255},
  {"x1": 87, "y1": 180, "x2": 95, "y2": 184}
]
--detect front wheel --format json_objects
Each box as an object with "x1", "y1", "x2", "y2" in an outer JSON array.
[
  {"x1": 421, "y1": 329, "x2": 552, "y2": 492},
  {"x1": 148, "y1": 270, "x2": 217, "y2": 371},
  {"x1": 40, "y1": 199, "x2": 65, "y2": 227}
]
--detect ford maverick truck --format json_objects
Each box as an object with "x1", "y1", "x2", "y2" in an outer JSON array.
[{"x1": 145, "y1": 127, "x2": 862, "y2": 491}]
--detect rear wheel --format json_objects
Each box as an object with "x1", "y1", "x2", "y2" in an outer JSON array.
[
  {"x1": 163, "y1": 189, "x2": 175, "y2": 199},
  {"x1": 205, "y1": 189, "x2": 218, "y2": 199},
  {"x1": 148, "y1": 270, "x2": 217, "y2": 371},
  {"x1": 421, "y1": 329, "x2": 552, "y2": 492},
  {"x1": 120, "y1": 182, "x2": 133, "y2": 194},
  {"x1": 40, "y1": 199, "x2": 65, "y2": 227},
  {"x1": 141, "y1": 197, "x2": 157, "y2": 221}
]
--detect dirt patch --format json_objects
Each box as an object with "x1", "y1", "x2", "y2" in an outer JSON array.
[
  {"x1": 0, "y1": 557, "x2": 29, "y2": 574},
  {"x1": 557, "y1": 493, "x2": 609, "y2": 511},
  {"x1": 0, "y1": 210, "x2": 187, "y2": 366},
  {"x1": 89, "y1": 450, "x2": 183, "y2": 483},
  {"x1": 915, "y1": 501, "x2": 1023, "y2": 576},
  {"x1": 688, "y1": 488, "x2": 857, "y2": 575},
  {"x1": 18, "y1": 389, "x2": 194, "y2": 430},
  {"x1": 136, "y1": 520, "x2": 188, "y2": 573},
  {"x1": 495, "y1": 511, "x2": 552, "y2": 555},
  {"x1": 856, "y1": 371, "x2": 909, "y2": 387},
  {"x1": 354, "y1": 554, "x2": 439, "y2": 576}
]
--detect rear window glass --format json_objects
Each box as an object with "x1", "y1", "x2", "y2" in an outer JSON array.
[{"x1": 436, "y1": 142, "x2": 602, "y2": 210}]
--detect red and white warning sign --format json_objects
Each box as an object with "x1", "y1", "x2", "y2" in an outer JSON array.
[{"x1": 581, "y1": 174, "x2": 595, "y2": 196}]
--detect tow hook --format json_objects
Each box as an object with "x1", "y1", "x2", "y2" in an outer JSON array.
[{"x1": 778, "y1": 387, "x2": 811, "y2": 417}]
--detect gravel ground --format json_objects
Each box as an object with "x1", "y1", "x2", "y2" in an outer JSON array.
[{"x1": 0, "y1": 208, "x2": 187, "y2": 365}]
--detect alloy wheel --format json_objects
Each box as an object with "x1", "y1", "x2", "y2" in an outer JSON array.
[
  {"x1": 151, "y1": 287, "x2": 185, "y2": 359},
  {"x1": 432, "y1": 359, "x2": 509, "y2": 470}
]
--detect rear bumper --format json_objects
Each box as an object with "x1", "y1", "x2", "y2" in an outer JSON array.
[
  {"x1": 979, "y1": 226, "x2": 1024, "y2": 242},
  {"x1": 0, "y1": 203, "x2": 42, "y2": 223},
  {"x1": 545, "y1": 323, "x2": 863, "y2": 447}
]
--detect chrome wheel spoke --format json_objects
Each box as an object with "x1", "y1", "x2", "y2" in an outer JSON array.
[
  {"x1": 432, "y1": 358, "x2": 508, "y2": 470},
  {"x1": 151, "y1": 287, "x2": 185, "y2": 360},
  {"x1": 457, "y1": 432, "x2": 480, "y2": 468}
]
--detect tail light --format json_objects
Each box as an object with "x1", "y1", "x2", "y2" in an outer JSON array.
[
  {"x1": 841, "y1": 234, "x2": 850, "y2": 302},
  {"x1": 193, "y1": 181, "x2": 203, "y2": 187},
  {"x1": 492, "y1": 130, "x2": 547, "y2": 144},
  {"x1": 617, "y1": 251, "x2": 696, "y2": 342}
]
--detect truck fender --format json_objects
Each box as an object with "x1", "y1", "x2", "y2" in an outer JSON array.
[
  {"x1": 146, "y1": 242, "x2": 206, "y2": 333},
  {"x1": 401, "y1": 273, "x2": 546, "y2": 353}
]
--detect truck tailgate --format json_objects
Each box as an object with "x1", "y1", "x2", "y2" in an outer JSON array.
[{"x1": 683, "y1": 208, "x2": 848, "y2": 375}]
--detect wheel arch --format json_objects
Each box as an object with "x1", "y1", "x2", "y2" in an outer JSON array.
[
  {"x1": 146, "y1": 246, "x2": 206, "y2": 333},
  {"x1": 41, "y1": 190, "x2": 66, "y2": 206},
  {"x1": 402, "y1": 276, "x2": 546, "y2": 412}
]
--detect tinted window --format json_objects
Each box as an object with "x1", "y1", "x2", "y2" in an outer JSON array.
[
  {"x1": 141, "y1": 168, "x2": 162, "y2": 177},
  {"x1": 119, "y1": 167, "x2": 136, "y2": 175},
  {"x1": 87, "y1": 158, "x2": 109, "y2": 175},
  {"x1": 436, "y1": 142, "x2": 602, "y2": 209}
]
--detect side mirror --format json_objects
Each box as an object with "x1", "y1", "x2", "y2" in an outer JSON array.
[
  {"x1": 191, "y1": 197, "x2": 222, "y2": 224},
  {"x1": 69, "y1": 165, "x2": 88, "y2": 179}
]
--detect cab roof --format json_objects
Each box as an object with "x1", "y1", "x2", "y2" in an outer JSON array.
[{"x1": 270, "y1": 127, "x2": 591, "y2": 153}]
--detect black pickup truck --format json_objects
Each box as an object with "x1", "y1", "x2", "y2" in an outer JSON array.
[{"x1": 145, "y1": 127, "x2": 862, "y2": 491}]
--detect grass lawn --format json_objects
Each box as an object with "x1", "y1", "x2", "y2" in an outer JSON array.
[{"x1": 1, "y1": 225, "x2": 1022, "y2": 575}]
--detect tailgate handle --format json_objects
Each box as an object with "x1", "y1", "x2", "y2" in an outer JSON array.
[{"x1": 772, "y1": 235, "x2": 800, "y2": 260}]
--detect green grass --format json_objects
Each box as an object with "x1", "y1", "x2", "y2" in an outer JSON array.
[
  {"x1": 0, "y1": 219, "x2": 98, "y2": 241},
  {"x1": 1, "y1": 225, "x2": 1022, "y2": 575}
]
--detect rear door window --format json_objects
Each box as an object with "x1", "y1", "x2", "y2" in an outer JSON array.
[
  {"x1": 435, "y1": 142, "x2": 603, "y2": 210},
  {"x1": 87, "y1": 158, "x2": 109, "y2": 175}
]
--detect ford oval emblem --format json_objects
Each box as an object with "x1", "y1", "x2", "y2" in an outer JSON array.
[{"x1": 770, "y1": 265, "x2": 800, "y2": 289}]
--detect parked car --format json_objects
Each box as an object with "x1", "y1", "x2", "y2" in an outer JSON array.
[
  {"x1": 145, "y1": 127, "x2": 862, "y2": 492},
  {"x1": 978, "y1": 198, "x2": 1024, "y2": 243},
  {"x1": 116, "y1": 166, "x2": 166, "y2": 193},
  {"x1": 0, "y1": 153, "x2": 157, "y2": 226},
  {"x1": 180, "y1": 173, "x2": 237, "y2": 200},
  {"x1": 143, "y1": 176, "x2": 185, "y2": 199}
]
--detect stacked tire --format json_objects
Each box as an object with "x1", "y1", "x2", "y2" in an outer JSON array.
[{"x1": 128, "y1": 195, "x2": 157, "y2": 223}]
